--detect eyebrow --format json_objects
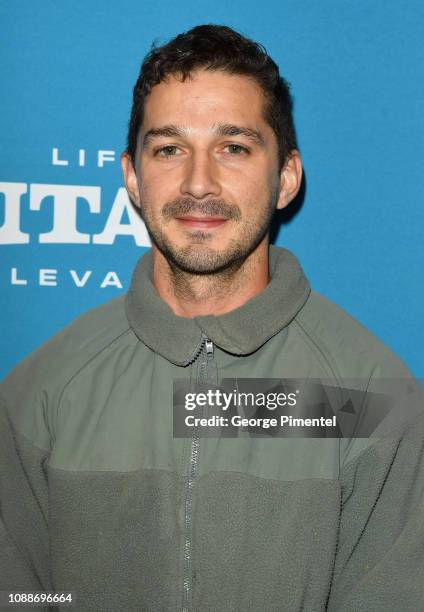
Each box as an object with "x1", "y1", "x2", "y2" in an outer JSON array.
[{"x1": 142, "y1": 122, "x2": 266, "y2": 148}]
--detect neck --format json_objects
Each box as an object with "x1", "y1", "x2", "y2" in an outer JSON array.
[{"x1": 152, "y1": 240, "x2": 270, "y2": 318}]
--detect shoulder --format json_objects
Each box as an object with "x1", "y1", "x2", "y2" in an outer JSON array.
[
  {"x1": 294, "y1": 291, "x2": 421, "y2": 466},
  {"x1": 2, "y1": 295, "x2": 131, "y2": 389},
  {"x1": 294, "y1": 289, "x2": 411, "y2": 380},
  {"x1": 0, "y1": 295, "x2": 134, "y2": 444}
]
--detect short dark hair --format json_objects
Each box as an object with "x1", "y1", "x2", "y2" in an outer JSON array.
[{"x1": 127, "y1": 24, "x2": 298, "y2": 169}]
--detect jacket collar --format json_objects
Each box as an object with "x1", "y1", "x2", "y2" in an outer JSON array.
[{"x1": 125, "y1": 245, "x2": 310, "y2": 366}]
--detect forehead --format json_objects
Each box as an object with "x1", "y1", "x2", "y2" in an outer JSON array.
[{"x1": 142, "y1": 69, "x2": 270, "y2": 132}]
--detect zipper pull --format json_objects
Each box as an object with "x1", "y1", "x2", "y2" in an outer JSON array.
[
  {"x1": 205, "y1": 338, "x2": 214, "y2": 360},
  {"x1": 204, "y1": 338, "x2": 218, "y2": 386}
]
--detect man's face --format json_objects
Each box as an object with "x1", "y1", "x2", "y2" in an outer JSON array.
[{"x1": 122, "y1": 69, "x2": 300, "y2": 274}]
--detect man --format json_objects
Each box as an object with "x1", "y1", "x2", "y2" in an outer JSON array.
[{"x1": 1, "y1": 24, "x2": 423, "y2": 612}]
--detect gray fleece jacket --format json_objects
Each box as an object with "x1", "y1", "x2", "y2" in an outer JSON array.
[{"x1": 0, "y1": 245, "x2": 423, "y2": 612}]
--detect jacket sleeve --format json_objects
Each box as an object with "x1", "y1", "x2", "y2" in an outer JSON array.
[
  {"x1": 0, "y1": 394, "x2": 53, "y2": 610},
  {"x1": 328, "y1": 380, "x2": 424, "y2": 611}
]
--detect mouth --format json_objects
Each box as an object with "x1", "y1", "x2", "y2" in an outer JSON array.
[{"x1": 174, "y1": 216, "x2": 229, "y2": 229}]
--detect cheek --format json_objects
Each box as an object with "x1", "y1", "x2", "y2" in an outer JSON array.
[
  {"x1": 139, "y1": 181, "x2": 161, "y2": 208},
  {"x1": 139, "y1": 182, "x2": 170, "y2": 224},
  {"x1": 223, "y1": 168, "x2": 266, "y2": 198},
  {"x1": 245, "y1": 169, "x2": 280, "y2": 211},
  {"x1": 236, "y1": 177, "x2": 271, "y2": 210},
  {"x1": 140, "y1": 171, "x2": 174, "y2": 204}
]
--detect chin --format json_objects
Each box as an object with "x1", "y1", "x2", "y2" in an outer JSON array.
[{"x1": 168, "y1": 245, "x2": 250, "y2": 275}]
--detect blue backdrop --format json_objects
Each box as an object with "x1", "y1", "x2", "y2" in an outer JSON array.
[{"x1": 1, "y1": 0, "x2": 423, "y2": 379}]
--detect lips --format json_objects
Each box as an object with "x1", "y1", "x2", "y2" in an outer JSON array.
[{"x1": 175, "y1": 216, "x2": 228, "y2": 229}]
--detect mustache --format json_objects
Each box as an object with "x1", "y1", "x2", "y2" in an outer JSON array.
[{"x1": 162, "y1": 198, "x2": 242, "y2": 221}]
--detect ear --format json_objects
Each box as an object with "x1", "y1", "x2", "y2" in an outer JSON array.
[
  {"x1": 121, "y1": 152, "x2": 141, "y2": 207},
  {"x1": 276, "y1": 150, "x2": 303, "y2": 210}
]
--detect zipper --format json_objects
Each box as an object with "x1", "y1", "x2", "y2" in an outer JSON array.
[
  {"x1": 182, "y1": 335, "x2": 215, "y2": 612},
  {"x1": 182, "y1": 334, "x2": 207, "y2": 367}
]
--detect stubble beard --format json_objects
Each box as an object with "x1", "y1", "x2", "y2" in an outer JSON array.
[{"x1": 139, "y1": 191, "x2": 279, "y2": 276}]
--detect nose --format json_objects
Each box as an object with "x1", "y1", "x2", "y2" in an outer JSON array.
[{"x1": 180, "y1": 150, "x2": 221, "y2": 199}]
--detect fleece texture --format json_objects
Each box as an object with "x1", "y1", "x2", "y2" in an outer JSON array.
[{"x1": 1, "y1": 245, "x2": 423, "y2": 611}]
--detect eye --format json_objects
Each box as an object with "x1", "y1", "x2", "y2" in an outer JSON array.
[
  {"x1": 155, "y1": 145, "x2": 182, "y2": 157},
  {"x1": 223, "y1": 144, "x2": 249, "y2": 155}
]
